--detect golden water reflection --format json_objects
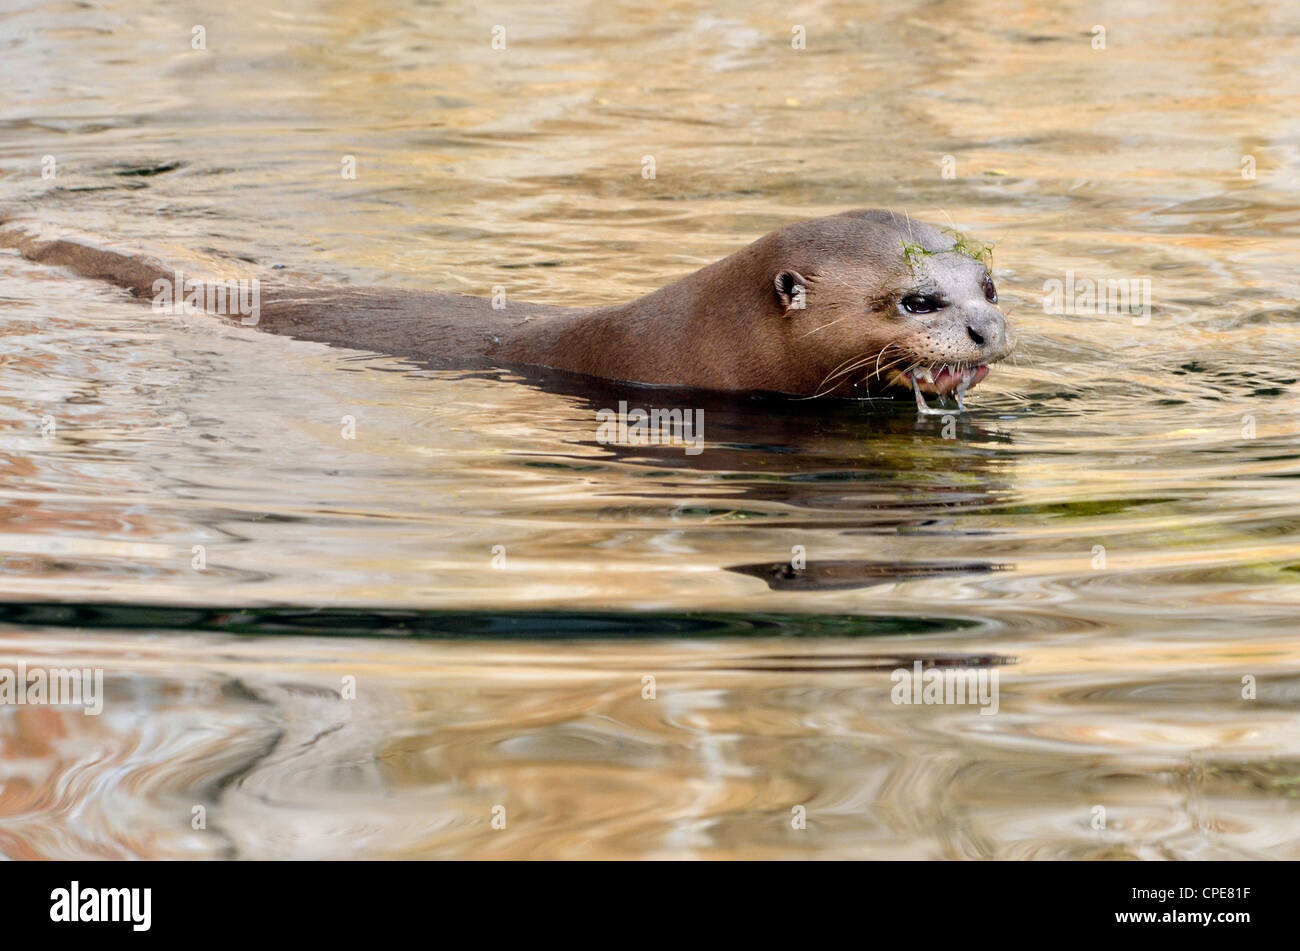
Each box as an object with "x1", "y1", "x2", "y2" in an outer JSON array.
[{"x1": 2, "y1": 0, "x2": 1300, "y2": 857}]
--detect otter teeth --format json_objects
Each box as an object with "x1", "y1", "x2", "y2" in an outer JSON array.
[
  {"x1": 911, "y1": 373, "x2": 949, "y2": 416},
  {"x1": 911, "y1": 365, "x2": 979, "y2": 416}
]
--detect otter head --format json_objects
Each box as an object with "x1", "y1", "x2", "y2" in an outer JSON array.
[{"x1": 767, "y1": 210, "x2": 1014, "y2": 404}]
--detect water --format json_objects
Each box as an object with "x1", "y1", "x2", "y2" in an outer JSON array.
[{"x1": 2, "y1": 0, "x2": 1300, "y2": 858}]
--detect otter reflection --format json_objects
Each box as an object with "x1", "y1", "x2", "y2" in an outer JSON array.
[
  {"x1": 727, "y1": 559, "x2": 1011, "y2": 592},
  {"x1": 500, "y1": 366, "x2": 1020, "y2": 525}
]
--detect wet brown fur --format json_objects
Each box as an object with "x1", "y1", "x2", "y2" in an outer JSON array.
[{"x1": 0, "y1": 211, "x2": 1011, "y2": 396}]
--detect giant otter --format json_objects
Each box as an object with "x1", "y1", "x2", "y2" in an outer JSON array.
[{"x1": 0, "y1": 210, "x2": 1013, "y2": 411}]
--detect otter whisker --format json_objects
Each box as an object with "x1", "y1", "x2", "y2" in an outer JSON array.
[
  {"x1": 869, "y1": 354, "x2": 913, "y2": 381},
  {"x1": 874, "y1": 343, "x2": 903, "y2": 379},
  {"x1": 815, "y1": 358, "x2": 878, "y2": 393},
  {"x1": 834, "y1": 351, "x2": 911, "y2": 387},
  {"x1": 817, "y1": 351, "x2": 873, "y2": 388},
  {"x1": 799, "y1": 311, "x2": 858, "y2": 338},
  {"x1": 805, "y1": 351, "x2": 876, "y2": 399},
  {"x1": 819, "y1": 346, "x2": 905, "y2": 387},
  {"x1": 803, "y1": 350, "x2": 915, "y2": 400}
]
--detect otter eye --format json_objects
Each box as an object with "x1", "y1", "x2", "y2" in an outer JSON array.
[
  {"x1": 983, "y1": 277, "x2": 997, "y2": 303},
  {"x1": 901, "y1": 294, "x2": 943, "y2": 315}
]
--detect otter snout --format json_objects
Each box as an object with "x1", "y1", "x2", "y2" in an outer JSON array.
[{"x1": 965, "y1": 305, "x2": 1013, "y2": 363}]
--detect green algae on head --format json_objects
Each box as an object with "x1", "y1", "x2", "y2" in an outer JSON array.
[{"x1": 900, "y1": 229, "x2": 995, "y2": 271}]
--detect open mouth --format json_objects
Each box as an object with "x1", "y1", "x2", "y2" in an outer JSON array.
[{"x1": 906, "y1": 364, "x2": 989, "y2": 415}]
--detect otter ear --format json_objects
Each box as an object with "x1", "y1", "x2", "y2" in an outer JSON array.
[{"x1": 774, "y1": 270, "x2": 808, "y2": 314}]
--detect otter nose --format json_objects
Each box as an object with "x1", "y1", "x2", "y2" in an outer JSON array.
[{"x1": 966, "y1": 308, "x2": 1005, "y2": 353}]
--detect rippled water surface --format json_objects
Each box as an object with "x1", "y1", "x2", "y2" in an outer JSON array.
[{"x1": 2, "y1": 0, "x2": 1300, "y2": 858}]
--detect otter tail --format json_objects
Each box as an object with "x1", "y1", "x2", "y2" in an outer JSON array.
[
  {"x1": 0, "y1": 217, "x2": 282, "y2": 332},
  {"x1": 0, "y1": 219, "x2": 180, "y2": 301},
  {"x1": 0, "y1": 217, "x2": 505, "y2": 365}
]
